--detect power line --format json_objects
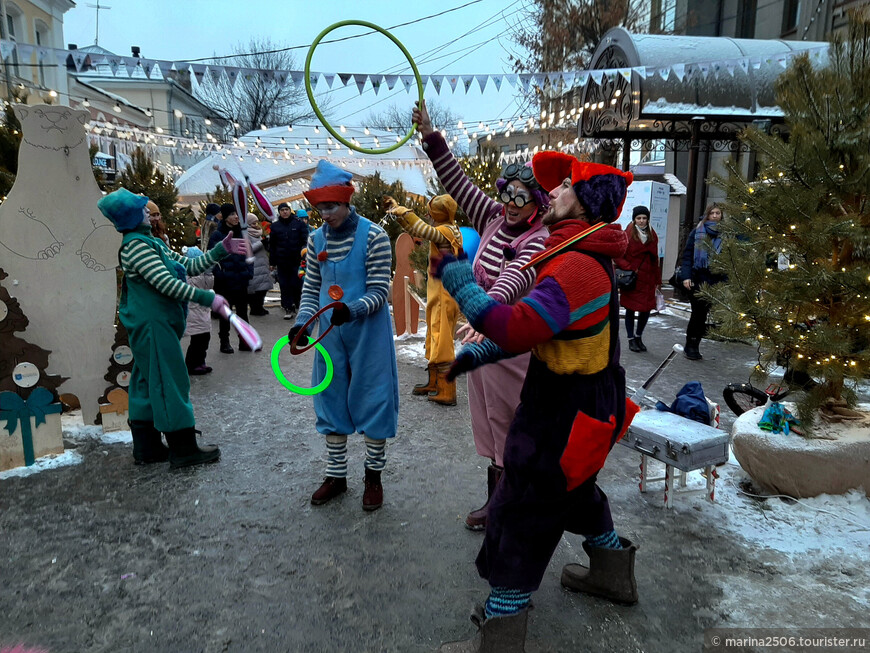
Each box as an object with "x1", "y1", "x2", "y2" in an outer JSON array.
[{"x1": 184, "y1": 0, "x2": 487, "y2": 63}]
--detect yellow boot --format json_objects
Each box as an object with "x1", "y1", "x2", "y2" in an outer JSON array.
[
  {"x1": 412, "y1": 364, "x2": 438, "y2": 396},
  {"x1": 428, "y1": 364, "x2": 457, "y2": 406}
]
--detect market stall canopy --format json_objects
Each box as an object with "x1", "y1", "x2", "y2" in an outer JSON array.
[
  {"x1": 176, "y1": 124, "x2": 434, "y2": 206},
  {"x1": 580, "y1": 28, "x2": 829, "y2": 139}
]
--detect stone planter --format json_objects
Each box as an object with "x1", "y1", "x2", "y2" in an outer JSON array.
[{"x1": 731, "y1": 405, "x2": 870, "y2": 498}]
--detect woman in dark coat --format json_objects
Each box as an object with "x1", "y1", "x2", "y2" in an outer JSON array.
[
  {"x1": 208, "y1": 203, "x2": 253, "y2": 353},
  {"x1": 679, "y1": 203, "x2": 726, "y2": 360},
  {"x1": 614, "y1": 205, "x2": 660, "y2": 353}
]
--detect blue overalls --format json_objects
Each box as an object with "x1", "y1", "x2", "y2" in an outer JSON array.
[{"x1": 311, "y1": 218, "x2": 399, "y2": 439}]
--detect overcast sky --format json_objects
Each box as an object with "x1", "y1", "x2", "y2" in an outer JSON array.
[{"x1": 62, "y1": 0, "x2": 534, "y2": 130}]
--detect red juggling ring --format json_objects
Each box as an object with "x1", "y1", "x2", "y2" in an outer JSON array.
[{"x1": 289, "y1": 301, "x2": 344, "y2": 355}]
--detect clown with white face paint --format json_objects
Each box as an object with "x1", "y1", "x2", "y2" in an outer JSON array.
[
  {"x1": 412, "y1": 99, "x2": 549, "y2": 533},
  {"x1": 289, "y1": 160, "x2": 399, "y2": 512}
]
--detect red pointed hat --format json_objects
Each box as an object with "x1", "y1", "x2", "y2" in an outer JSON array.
[{"x1": 532, "y1": 151, "x2": 633, "y2": 223}]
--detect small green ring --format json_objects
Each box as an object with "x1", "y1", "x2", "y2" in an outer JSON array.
[
  {"x1": 271, "y1": 335, "x2": 334, "y2": 396},
  {"x1": 304, "y1": 20, "x2": 425, "y2": 155}
]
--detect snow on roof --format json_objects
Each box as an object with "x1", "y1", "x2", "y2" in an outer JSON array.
[{"x1": 177, "y1": 125, "x2": 434, "y2": 200}]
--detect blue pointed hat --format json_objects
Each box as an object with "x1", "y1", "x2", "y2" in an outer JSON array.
[
  {"x1": 98, "y1": 188, "x2": 148, "y2": 232},
  {"x1": 303, "y1": 160, "x2": 354, "y2": 205}
]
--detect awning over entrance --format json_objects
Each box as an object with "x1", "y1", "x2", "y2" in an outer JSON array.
[{"x1": 579, "y1": 28, "x2": 828, "y2": 141}]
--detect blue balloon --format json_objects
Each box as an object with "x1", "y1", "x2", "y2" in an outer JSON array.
[{"x1": 458, "y1": 226, "x2": 480, "y2": 262}]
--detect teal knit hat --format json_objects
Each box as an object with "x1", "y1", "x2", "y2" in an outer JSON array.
[{"x1": 98, "y1": 188, "x2": 149, "y2": 233}]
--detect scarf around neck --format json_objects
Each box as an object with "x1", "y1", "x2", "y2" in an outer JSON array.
[{"x1": 693, "y1": 220, "x2": 722, "y2": 269}]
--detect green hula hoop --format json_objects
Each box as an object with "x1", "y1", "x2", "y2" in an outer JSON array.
[
  {"x1": 304, "y1": 20, "x2": 424, "y2": 155},
  {"x1": 271, "y1": 335, "x2": 334, "y2": 396}
]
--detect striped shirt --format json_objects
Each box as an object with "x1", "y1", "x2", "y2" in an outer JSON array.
[
  {"x1": 120, "y1": 232, "x2": 224, "y2": 307},
  {"x1": 396, "y1": 210, "x2": 461, "y2": 250},
  {"x1": 423, "y1": 131, "x2": 545, "y2": 305},
  {"x1": 296, "y1": 208, "x2": 392, "y2": 325}
]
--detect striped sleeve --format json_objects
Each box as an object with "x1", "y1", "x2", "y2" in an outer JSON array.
[
  {"x1": 295, "y1": 233, "x2": 321, "y2": 327},
  {"x1": 423, "y1": 132, "x2": 502, "y2": 234},
  {"x1": 121, "y1": 240, "x2": 213, "y2": 306},
  {"x1": 347, "y1": 227, "x2": 392, "y2": 320},
  {"x1": 488, "y1": 237, "x2": 546, "y2": 304},
  {"x1": 178, "y1": 242, "x2": 226, "y2": 276},
  {"x1": 398, "y1": 212, "x2": 449, "y2": 245}
]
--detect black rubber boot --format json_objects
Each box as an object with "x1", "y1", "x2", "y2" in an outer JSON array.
[
  {"x1": 165, "y1": 427, "x2": 221, "y2": 469},
  {"x1": 627, "y1": 337, "x2": 641, "y2": 352},
  {"x1": 635, "y1": 334, "x2": 647, "y2": 352},
  {"x1": 129, "y1": 420, "x2": 169, "y2": 465},
  {"x1": 561, "y1": 537, "x2": 639, "y2": 605},
  {"x1": 684, "y1": 337, "x2": 703, "y2": 360},
  {"x1": 438, "y1": 605, "x2": 529, "y2": 652}
]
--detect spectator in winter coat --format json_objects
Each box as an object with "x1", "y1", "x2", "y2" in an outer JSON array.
[
  {"x1": 269, "y1": 202, "x2": 309, "y2": 320},
  {"x1": 614, "y1": 206, "x2": 660, "y2": 353},
  {"x1": 183, "y1": 246, "x2": 214, "y2": 375},
  {"x1": 146, "y1": 200, "x2": 170, "y2": 246},
  {"x1": 200, "y1": 202, "x2": 221, "y2": 250},
  {"x1": 679, "y1": 203, "x2": 726, "y2": 360},
  {"x1": 246, "y1": 214, "x2": 273, "y2": 316},
  {"x1": 208, "y1": 203, "x2": 253, "y2": 354}
]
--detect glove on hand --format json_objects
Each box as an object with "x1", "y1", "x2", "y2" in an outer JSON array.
[
  {"x1": 330, "y1": 303, "x2": 351, "y2": 326},
  {"x1": 447, "y1": 350, "x2": 476, "y2": 381},
  {"x1": 211, "y1": 293, "x2": 229, "y2": 315},
  {"x1": 289, "y1": 324, "x2": 311, "y2": 343},
  {"x1": 222, "y1": 232, "x2": 247, "y2": 255}
]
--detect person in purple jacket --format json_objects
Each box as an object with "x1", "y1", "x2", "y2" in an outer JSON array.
[{"x1": 413, "y1": 100, "x2": 549, "y2": 531}]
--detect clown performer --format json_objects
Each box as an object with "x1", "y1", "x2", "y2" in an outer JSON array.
[
  {"x1": 289, "y1": 160, "x2": 399, "y2": 512},
  {"x1": 384, "y1": 194, "x2": 462, "y2": 406},
  {"x1": 98, "y1": 188, "x2": 246, "y2": 469},
  {"x1": 434, "y1": 154, "x2": 639, "y2": 651},
  {"x1": 412, "y1": 100, "x2": 549, "y2": 531}
]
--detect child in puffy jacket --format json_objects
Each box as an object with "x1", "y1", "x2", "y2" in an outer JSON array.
[{"x1": 184, "y1": 246, "x2": 214, "y2": 375}]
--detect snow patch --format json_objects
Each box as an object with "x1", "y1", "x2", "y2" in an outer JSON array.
[
  {"x1": 0, "y1": 450, "x2": 83, "y2": 479},
  {"x1": 656, "y1": 458, "x2": 870, "y2": 555},
  {"x1": 62, "y1": 410, "x2": 132, "y2": 445}
]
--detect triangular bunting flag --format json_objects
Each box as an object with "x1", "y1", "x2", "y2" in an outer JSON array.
[
  {"x1": 462, "y1": 75, "x2": 475, "y2": 93},
  {"x1": 562, "y1": 72, "x2": 575, "y2": 88},
  {"x1": 275, "y1": 71, "x2": 289, "y2": 87},
  {"x1": 632, "y1": 66, "x2": 646, "y2": 77},
  {"x1": 16, "y1": 43, "x2": 33, "y2": 61},
  {"x1": 775, "y1": 54, "x2": 788, "y2": 69},
  {"x1": 208, "y1": 65, "x2": 224, "y2": 86},
  {"x1": 671, "y1": 63, "x2": 685, "y2": 82},
  {"x1": 477, "y1": 74, "x2": 488, "y2": 93},
  {"x1": 447, "y1": 76, "x2": 459, "y2": 92},
  {"x1": 576, "y1": 72, "x2": 589, "y2": 87},
  {"x1": 0, "y1": 40, "x2": 15, "y2": 62},
  {"x1": 429, "y1": 75, "x2": 443, "y2": 94},
  {"x1": 338, "y1": 72, "x2": 352, "y2": 87},
  {"x1": 699, "y1": 63, "x2": 710, "y2": 79},
  {"x1": 400, "y1": 74, "x2": 415, "y2": 91},
  {"x1": 157, "y1": 60, "x2": 174, "y2": 80},
  {"x1": 322, "y1": 73, "x2": 335, "y2": 88},
  {"x1": 68, "y1": 49, "x2": 86, "y2": 72},
  {"x1": 504, "y1": 74, "x2": 518, "y2": 88},
  {"x1": 547, "y1": 72, "x2": 561, "y2": 88},
  {"x1": 290, "y1": 71, "x2": 304, "y2": 86},
  {"x1": 227, "y1": 67, "x2": 239, "y2": 87},
  {"x1": 738, "y1": 58, "x2": 749, "y2": 74},
  {"x1": 107, "y1": 56, "x2": 120, "y2": 76},
  {"x1": 124, "y1": 58, "x2": 139, "y2": 77},
  {"x1": 36, "y1": 46, "x2": 49, "y2": 63},
  {"x1": 619, "y1": 68, "x2": 632, "y2": 83},
  {"x1": 750, "y1": 56, "x2": 762, "y2": 70},
  {"x1": 353, "y1": 73, "x2": 367, "y2": 94},
  {"x1": 589, "y1": 70, "x2": 604, "y2": 86},
  {"x1": 725, "y1": 61, "x2": 736, "y2": 77},
  {"x1": 657, "y1": 66, "x2": 670, "y2": 81},
  {"x1": 530, "y1": 73, "x2": 545, "y2": 88},
  {"x1": 492, "y1": 75, "x2": 503, "y2": 91},
  {"x1": 385, "y1": 74, "x2": 398, "y2": 90},
  {"x1": 371, "y1": 75, "x2": 384, "y2": 95},
  {"x1": 260, "y1": 68, "x2": 275, "y2": 84},
  {"x1": 140, "y1": 58, "x2": 154, "y2": 79}
]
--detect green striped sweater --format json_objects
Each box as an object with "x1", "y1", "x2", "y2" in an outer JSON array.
[{"x1": 120, "y1": 228, "x2": 227, "y2": 307}]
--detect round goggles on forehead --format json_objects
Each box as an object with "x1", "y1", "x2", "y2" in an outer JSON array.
[
  {"x1": 499, "y1": 188, "x2": 531, "y2": 208},
  {"x1": 501, "y1": 162, "x2": 539, "y2": 189}
]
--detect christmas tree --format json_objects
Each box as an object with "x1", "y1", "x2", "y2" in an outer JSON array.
[
  {"x1": 707, "y1": 12, "x2": 870, "y2": 429},
  {"x1": 0, "y1": 268, "x2": 66, "y2": 400}
]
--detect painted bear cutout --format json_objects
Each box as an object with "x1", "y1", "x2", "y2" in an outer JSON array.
[{"x1": 0, "y1": 105, "x2": 120, "y2": 424}]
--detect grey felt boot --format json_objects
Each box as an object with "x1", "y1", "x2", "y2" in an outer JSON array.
[
  {"x1": 561, "y1": 537, "x2": 639, "y2": 605},
  {"x1": 439, "y1": 605, "x2": 529, "y2": 652}
]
